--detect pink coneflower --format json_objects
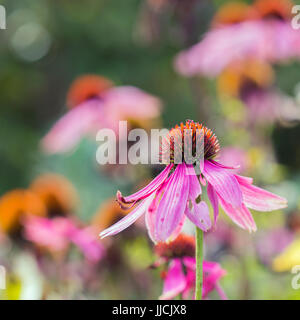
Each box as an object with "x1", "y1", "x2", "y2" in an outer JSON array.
[
  {"x1": 217, "y1": 60, "x2": 300, "y2": 124},
  {"x1": 154, "y1": 234, "x2": 227, "y2": 300},
  {"x1": 42, "y1": 75, "x2": 161, "y2": 154},
  {"x1": 100, "y1": 120, "x2": 287, "y2": 242},
  {"x1": 24, "y1": 216, "x2": 104, "y2": 263},
  {"x1": 174, "y1": 0, "x2": 300, "y2": 77}
]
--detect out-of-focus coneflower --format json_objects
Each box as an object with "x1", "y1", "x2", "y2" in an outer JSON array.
[
  {"x1": 24, "y1": 216, "x2": 73, "y2": 252},
  {"x1": 218, "y1": 60, "x2": 300, "y2": 123},
  {"x1": 100, "y1": 120, "x2": 287, "y2": 299},
  {"x1": 42, "y1": 74, "x2": 162, "y2": 154},
  {"x1": 29, "y1": 173, "x2": 78, "y2": 217},
  {"x1": 42, "y1": 74, "x2": 112, "y2": 154},
  {"x1": 154, "y1": 234, "x2": 227, "y2": 300},
  {"x1": 0, "y1": 190, "x2": 46, "y2": 234},
  {"x1": 24, "y1": 216, "x2": 104, "y2": 263},
  {"x1": 175, "y1": 0, "x2": 300, "y2": 77},
  {"x1": 66, "y1": 75, "x2": 113, "y2": 109},
  {"x1": 254, "y1": 0, "x2": 293, "y2": 21}
]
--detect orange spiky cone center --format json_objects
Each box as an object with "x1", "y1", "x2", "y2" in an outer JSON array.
[{"x1": 160, "y1": 120, "x2": 220, "y2": 164}]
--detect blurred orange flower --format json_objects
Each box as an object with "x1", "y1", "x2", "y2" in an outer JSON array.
[
  {"x1": 29, "y1": 173, "x2": 78, "y2": 216},
  {"x1": 0, "y1": 189, "x2": 46, "y2": 233}
]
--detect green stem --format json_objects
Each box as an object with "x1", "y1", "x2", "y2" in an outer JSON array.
[{"x1": 195, "y1": 227, "x2": 203, "y2": 300}]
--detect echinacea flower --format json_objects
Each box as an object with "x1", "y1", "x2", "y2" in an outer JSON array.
[
  {"x1": 24, "y1": 216, "x2": 74, "y2": 252},
  {"x1": 24, "y1": 216, "x2": 104, "y2": 263},
  {"x1": 154, "y1": 234, "x2": 227, "y2": 300},
  {"x1": 0, "y1": 190, "x2": 46, "y2": 234},
  {"x1": 42, "y1": 75, "x2": 161, "y2": 154},
  {"x1": 174, "y1": 0, "x2": 300, "y2": 77},
  {"x1": 29, "y1": 173, "x2": 78, "y2": 216},
  {"x1": 100, "y1": 120, "x2": 287, "y2": 242},
  {"x1": 66, "y1": 75, "x2": 113, "y2": 109},
  {"x1": 217, "y1": 60, "x2": 300, "y2": 123}
]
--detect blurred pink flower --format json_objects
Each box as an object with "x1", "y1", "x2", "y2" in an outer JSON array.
[
  {"x1": 100, "y1": 121, "x2": 287, "y2": 242},
  {"x1": 217, "y1": 59, "x2": 300, "y2": 124},
  {"x1": 160, "y1": 258, "x2": 227, "y2": 300},
  {"x1": 42, "y1": 75, "x2": 161, "y2": 154},
  {"x1": 154, "y1": 234, "x2": 227, "y2": 300},
  {"x1": 24, "y1": 217, "x2": 104, "y2": 262},
  {"x1": 42, "y1": 99, "x2": 105, "y2": 154},
  {"x1": 24, "y1": 216, "x2": 74, "y2": 252},
  {"x1": 175, "y1": 20, "x2": 269, "y2": 77},
  {"x1": 175, "y1": 0, "x2": 300, "y2": 77}
]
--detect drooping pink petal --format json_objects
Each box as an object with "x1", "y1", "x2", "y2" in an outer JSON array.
[
  {"x1": 236, "y1": 176, "x2": 288, "y2": 212},
  {"x1": 159, "y1": 259, "x2": 187, "y2": 300},
  {"x1": 99, "y1": 195, "x2": 154, "y2": 239},
  {"x1": 185, "y1": 201, "x2": 211, "y2": 232},
  {"x1": 145, "y1": 205, "x2": 158, "y2": 244},
  {"x1": 117, "y1": 164, "x2": 173, "y2": 206},
  {"x1": 186, "y1": 165, "x2": 202, "y2": 195},
  {"x1": 219, "y1": 197, "x2": 257, "y2": 232},
  {"x1": 169, "y1": 214, "x2": 186, "y2": 242},
  {"x1": 207, "y1": 183, "x2": 219, "y2": 227},
  {"x1": 184, "y1": 165, "x2": 211, "y2": 231},
  {"x1": 234, "y1": 175, "x2": 253, "y2": 185},
  {"x1": 145, "y1": 184, "x2": 165, "y2": 243},
  {"x1": 155, "y1": 164, "x2": 189, "y2": 242},
  {"x1": 41, "y1": 100, "x2": 103, "y2": 154},
  {"x1": 145, "y1": 181, "x2": 186, "y2": 244},
  {"x1": 209, "y1": 159, "x2": 240, "y2": 170},
  {"x1": 203, "y1": 160, "x2": 243, "y2": 209}
]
